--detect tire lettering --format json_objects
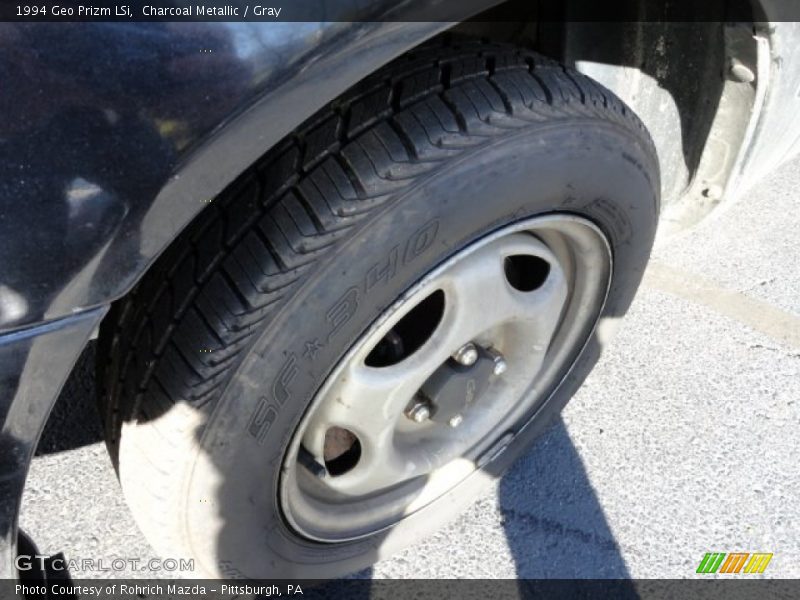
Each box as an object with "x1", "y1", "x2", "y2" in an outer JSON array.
[
  {"x1": 365, "y1": 246, "x2": 399, "y2": 292},
  {"x1": 272, "y1": 354, "x2": 298, "y2": 405},
  {"x1": 404, "y1": 219, "x2": 439, "y2": 263},
  {"x1": 326, "y1": 287, "x2": 359, "y2": 342},
  {"x1": 247, "y1": 397, "x2": 278, "y2": 444},
  {"x1": 247, "y1": 219, "x2": 441, "y2": 438}
]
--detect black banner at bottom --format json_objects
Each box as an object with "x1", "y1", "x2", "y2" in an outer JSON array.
[{"x1": 2, "y1": 579, "x2": 797, "y2": 600}]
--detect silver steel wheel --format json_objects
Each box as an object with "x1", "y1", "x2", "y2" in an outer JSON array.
[{"x1": 279, "y1": 215, "x2": 612, "y2": 542}]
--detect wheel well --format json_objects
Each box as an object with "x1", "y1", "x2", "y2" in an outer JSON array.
[{"x1": 451, "y1": 0, "x2": 761, "y2": 230}]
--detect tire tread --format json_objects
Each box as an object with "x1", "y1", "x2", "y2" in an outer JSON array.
[{"x1": 97, "y1": 38, "x2": 655, "y2": 566}]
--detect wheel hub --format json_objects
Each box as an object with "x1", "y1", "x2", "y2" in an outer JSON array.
[
  {"x1": 415, "y1": 343, "x2": 502, "y2": 426},
  {"x1": 279, "y1": 215, "x2": 612, "y2": 542}
]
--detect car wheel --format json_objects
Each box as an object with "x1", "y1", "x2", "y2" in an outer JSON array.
[{"x1": 98, "y1": 39, "x2": 659, "y2": 578}]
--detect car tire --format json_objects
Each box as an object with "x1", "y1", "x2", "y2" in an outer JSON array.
[{"x1": 98, "y1": 38, "x2": 659, "y2": 578}]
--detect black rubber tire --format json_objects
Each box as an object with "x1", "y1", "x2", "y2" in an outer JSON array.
[{"x1": 98, "y1": 38, "x2": 659, "y2": 578}]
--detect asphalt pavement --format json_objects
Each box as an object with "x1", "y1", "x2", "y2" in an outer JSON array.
[{"x1": 20, "y1": 154, "x2": 800, "y2": 580}]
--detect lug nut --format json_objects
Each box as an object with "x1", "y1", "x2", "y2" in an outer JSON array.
[
  {"x1": 493, "y1": 356, "x2": 508, "y2": 376},
  {"x1": 406, "y1": 400, "x2": 431, "y2": 423},
  {"x1": 486, "y1": 347, "x2": 508, "y2": 376},
  {"x1": 452, "y1": 342, "x2": 478, "y2": 366},
  {"x1": 448, "y1": 414, "x2": 463, "y2": 428}
]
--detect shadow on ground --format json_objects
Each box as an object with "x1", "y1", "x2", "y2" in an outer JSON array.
[
  {"x1": 36, "y1": 345, "x2": 635, "y2": 586},
  {"x1": 500, "y1": 418, "x2": 635, "y2": 581}
]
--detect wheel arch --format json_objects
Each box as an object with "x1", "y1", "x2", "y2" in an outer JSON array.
[{"x1": 0, "y1": 17, "x2": 486, "y2": 334}]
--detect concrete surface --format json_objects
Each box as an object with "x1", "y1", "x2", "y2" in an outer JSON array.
[{"x1": 20, "y1": 155, "x2": 800, "y2": 580}]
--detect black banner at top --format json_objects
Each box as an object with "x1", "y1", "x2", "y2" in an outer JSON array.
[{"x1": 0, "y1": 0, "x2": 793, "y2": 22}]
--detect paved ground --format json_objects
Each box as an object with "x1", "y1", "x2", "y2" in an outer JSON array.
[{"x1": 20, "y1": 155, "x2": 800, "y2": 580}]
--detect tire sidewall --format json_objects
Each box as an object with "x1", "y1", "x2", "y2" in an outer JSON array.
[{"x1": 183, "y1": 121, "x2": 658, "y2": 578}]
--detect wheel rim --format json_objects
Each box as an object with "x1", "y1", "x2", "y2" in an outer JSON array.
[{"x1": 279, "y1": 214, "x2": 612, "y2": 542}]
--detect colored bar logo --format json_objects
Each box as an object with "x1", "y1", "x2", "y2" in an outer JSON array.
[{"x1": 696, "y1": 552, "x2": 773, "y2": 574}]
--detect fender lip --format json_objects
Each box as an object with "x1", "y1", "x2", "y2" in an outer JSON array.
[
  {"x1": 0, "y1": 14, "x2": 492, "y2": 334},
  {"x1": 0, "y1": 307, "x2": 106, "y2": 580}
]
